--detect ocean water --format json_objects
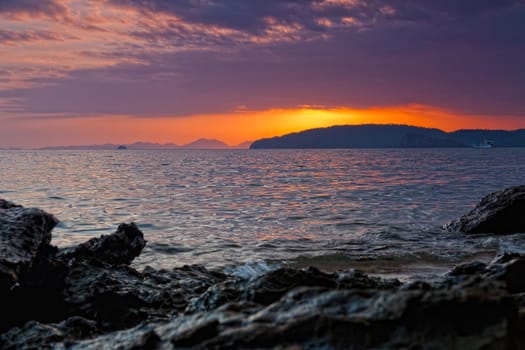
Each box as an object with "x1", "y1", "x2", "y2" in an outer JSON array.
[{"x1": 1, "y1": 149, "x2": 525, "y2": 280}]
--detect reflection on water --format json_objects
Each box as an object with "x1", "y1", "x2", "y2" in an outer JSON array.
[{"x1": 1, "y1": 149, "x2": 525, "y2": 276}]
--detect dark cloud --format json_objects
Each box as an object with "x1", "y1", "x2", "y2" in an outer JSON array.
[
  {"x1": 0, "y1": 0, "x2": 524, "y2": 120},
  {"x1": 108, "y1": 0, "x2": 525, "y2": 34},
  {"x1": 0, "y1": 0, "x2": 69, "y2": 20},
  {"x1": 0, "y1": 29, "x2": 71, "y2": 44},
  {"x1": 109, "y1": 0, "x2": 327, "y2": 34}
]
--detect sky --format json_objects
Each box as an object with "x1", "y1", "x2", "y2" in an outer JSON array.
[{"x1": 0, "y1": 0, "x2": 524, "y2": 148}]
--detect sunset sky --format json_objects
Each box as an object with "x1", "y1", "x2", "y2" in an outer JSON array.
[{"x1": 0, "y1": 0, "x2": 524, "y2": 148}]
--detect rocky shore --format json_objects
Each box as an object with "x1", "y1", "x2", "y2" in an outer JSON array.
[{"x1": 1, "y1": 186, "x2": 525, "y2": 349}]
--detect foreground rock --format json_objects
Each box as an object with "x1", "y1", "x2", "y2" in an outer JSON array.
[
  {"x1": 0, "y1": 200, "x2": 58, "y2": 299},
  {"x1": 2, "y1": 196, "x2": 525, "y2": 349},
  {"x1": 7, "y1": 255, "x2": 525, "y2": 349},
  {"x1": 445, "y1": 185, "x2": 525, "y2": 234}
]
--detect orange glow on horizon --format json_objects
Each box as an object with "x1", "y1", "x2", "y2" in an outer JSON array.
[{"x1": 5, "y1": 104, "x2": 525, "y2": 148}]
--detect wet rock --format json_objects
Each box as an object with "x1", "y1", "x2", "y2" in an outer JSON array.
[
  {"x1": 187, "y1": 267, "x2": 400, "y2": 313},
  {"x1": 65, "y1": 285, "x2": 524, "y2": 349},
  {"x1": 61, "y1": 223, "x2": 145, "y2": 266},
  {"x1": 62, "y1": 263, "x2": 225, "y2": 330},
  {"x1": 445, "y1": 185, "x2": 525, "y2": 234},
  {"x1": 0, "y1": 201, "x2": 58, "y2": 296},
  {"x1": 447, "y1": 261, "x2": 487, "y2": 276},
  {"x1": 0, "y1": 199, "x2": 225, "y2": 338},
  {"x1": 247, "y1": 267, "x2": 337, "y2": 305},
  {"x1": 485, "y1": 254, "x2": 525, "y2": 294},
  {"x1": 166, "y1": 259, "x2": 525, "y2": 349},
  {"x1": 5, "y1": 196, "x2": 525, "y2": 349},
  {"x1": 0, "y1": 317, "x2": 99, "y2": 350},
  {"x1": 0, "y1": 199, "x2": 19, "y2": 210},
  {"x1": 69, "y1": 326, "x2": 161, "y2": 350}
]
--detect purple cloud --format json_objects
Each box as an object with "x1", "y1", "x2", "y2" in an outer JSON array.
[
  {"x1": 0, "y1": 0, "x2": 523, "y2": 121},
  {"x1": 0, "y1": 0, "x2": 69, "y2": 20}
]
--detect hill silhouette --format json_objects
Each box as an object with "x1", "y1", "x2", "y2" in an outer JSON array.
[
  {"x1": 250, "y1": 125, "x2": 525, "y2": 149},
  {"x1": 180, "y1": 138, "x2": 230, "y2": 149},
  {"x1": 40, "y1": 139, "x2": 251, "y2": 150}
]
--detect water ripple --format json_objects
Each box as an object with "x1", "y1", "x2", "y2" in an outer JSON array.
[{"x1": 1, "y1": 148, "x2": 525, "y2": 276}]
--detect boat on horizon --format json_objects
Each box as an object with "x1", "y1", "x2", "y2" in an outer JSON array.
[{"x1": 472, "y1": 140, "x2": 495, "y2": 149}]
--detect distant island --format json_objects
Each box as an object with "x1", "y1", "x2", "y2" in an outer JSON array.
[
  {"x1": 250, "y1": 125, "x2": 525, "y2": 149},
  {"x1": 41, "y1": 139, "x2": 252, "y2": 150}
]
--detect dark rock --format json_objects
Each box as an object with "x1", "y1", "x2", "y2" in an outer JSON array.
[
  {"x1": 67, "y1": 326, "x2": 162, "y2": 350},
  {"x1": 0, "y1": 200, "x2": 225, "y2": 338},
  {"x1": 445, "y1": 185, "x2": 525, "y2": 234},
  {"x1": 187, "y1": 267, "x2": 400, "y2": 313},
  {"x1": 63, "y1": 223, "x2": 145, "y2": 266},
  {"x1": 5, "y1": 197, "x2": 525, "y2": 349},
  {"x1": 171, "y1": 319, "x2": 220, "y2": 347},
  {"x1": 66, "y1": 286, "x2": 524, "y2": 349},
  {"x1": 0, "y1": 199, "x2": 20, "y2": 210},
  {"x1": 2, "y1": 222, "x2": 151, "y2": 332},
  {"x1": 62, "y1": 253, "x2": 525, "y2": 349},
  {"x1": 447, "y1": 261, "x2": 487, "y2": 276},
  {"x1": 0, "y1": 321, "x2": 64, "y2": 350},
  {"x1": 0, "y1": 201, "x2": 58, "y2": 301},
  {"x1": 0, "y1": 317, "x2": 99, "y2": 350},
  {"x1": 62, "y1": 263, "x2": 224, "y2": 330},
  {"x1": 247, "y1": 267, "x2": 338, "y2": 305},
  {"x1": 485, "y1": 254, "x2": 525, "y2": 294}
]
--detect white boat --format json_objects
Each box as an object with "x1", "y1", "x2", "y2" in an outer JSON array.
[{"x1": 473, "y1": 140, "x2": 495, "y2": 149}]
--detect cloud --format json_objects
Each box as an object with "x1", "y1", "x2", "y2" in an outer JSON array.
[
  {"x1": 106, "y1": 0, "x2": 525, "y2": 33},
  {"x1": 0, "y1": 0, "x2": 523, "y2": 122},
  {"x1": 0, "y1": 29, "x2": 74, "y2": 44},
  {"x1": 0, "y1": 0, "x2": 70, "y2": 21}
]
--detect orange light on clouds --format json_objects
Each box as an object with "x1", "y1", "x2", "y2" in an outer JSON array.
[{"x1": 2, "y1": 104, "x2": 524, "y2": 148}]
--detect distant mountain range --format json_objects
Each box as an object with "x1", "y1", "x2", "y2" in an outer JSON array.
[
  {"x1": 250, "y1": 125, "x2": 525, "y2": 149},
  {"x1": 41, "y1": 139, "x2": 252, "y2": 150}
]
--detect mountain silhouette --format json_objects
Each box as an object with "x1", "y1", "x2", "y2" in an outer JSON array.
[
  {"x1": 180, "y1": 138, "x2": 230, "y2": 149},
  {"x1": 39, "y1": 138, "x2": 252, "y2": 150},
  {"x1": 250, "y1": 125, "x2": 525, "y2": 149}
]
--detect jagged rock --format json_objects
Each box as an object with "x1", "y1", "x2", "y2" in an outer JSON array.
[
  {"x1": 0, "y1": 200, "x2": 58, "y2": 298},
  {"x1": 445, "y1": 185, "x2": 525, "y2": 234},
  {"x1": 57, "y1": 254, "x2": 525, "y2": 349},
  {"x1": 62, "y1": 263, "x2": 225, "y2": 330},
  {"x1": 187, "y1": 267, "x2": 400, "y2": 313},
  {"x1": 0, "y1": 199, "x2": 19, "y2": 210},
  {"x1": 53, "y1": 285, "x2": 524, "y2": 349},
  {"x1": 0, "y1": 317, "x2": 99, "y2": 350},
  {"x1": 5, "y1": 195, "x2": 525, "y2": 349},
  {"x1": 484, "y1": 254, "x2": 525, "y2": 294},
  {"x1": 447, "y1": 261, "x2": 487, "y2": 276},
  {"x1": 61, "y1": 223, "x2": 145, "y2": 266}
]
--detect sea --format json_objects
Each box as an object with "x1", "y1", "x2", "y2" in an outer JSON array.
[{"x1": 1, "y1": 148, "x2": 525, "y2": 281}]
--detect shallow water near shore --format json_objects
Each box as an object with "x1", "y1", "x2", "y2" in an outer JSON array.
[{"x1": 1, "y1": 148, "x2": 525, "y2": 280}]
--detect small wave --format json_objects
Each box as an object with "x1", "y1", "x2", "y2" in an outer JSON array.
[
  {"x1": 224, "y1": 260, "x2": 281, "y2": 280},
  {"x1": 287, "y1": 248, "x2": 498, "y2": 275},
  {"x1": 147, "y1": 242, "x2": 193, "y2": 254}
]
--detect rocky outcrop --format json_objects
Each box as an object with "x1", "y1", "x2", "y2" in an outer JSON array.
[
  {"x1": 0, "y1": 200, "x2": 229, "y2": 341},
  {"x1": 60, "y1": 222, "x2": 145, "y2": 265},
  {"x1": 6, "y1": 254, "x2": 525, "y2": 349},
  {"x1": 0, "y1": 200, "x2": 58, "y2": 298},
  {"x1": 445, "y1": 185, "x2": 525, "y2": 234},
  {"x1": 186, "y1": 267, "x2": 401, "y2": 313},
  {"x1": 3, "y1": 196, "x2": 525, "y2": 349}
]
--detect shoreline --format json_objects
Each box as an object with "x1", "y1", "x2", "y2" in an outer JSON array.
[{"x1": 1, "y1": 186, "x2": 525, "y2": 348}]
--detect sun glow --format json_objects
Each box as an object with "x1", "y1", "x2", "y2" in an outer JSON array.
[{"x1": 2, "y1": 104, "x2": 524, "y2": 148}]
